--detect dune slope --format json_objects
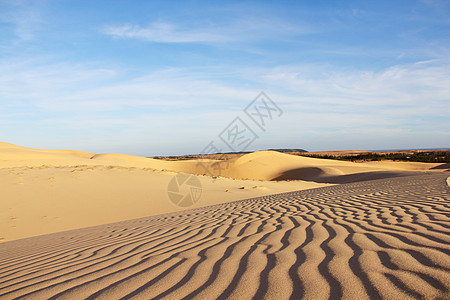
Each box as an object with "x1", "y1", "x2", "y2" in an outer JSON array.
[
  {"x1": 0, "y1": 174, "x2": 449, "y2": 299},
  {"x1": 1, "y1": 142, "x2": 448, "y2": 242},
  {"x1": 0, "y1": 143, "x2": 332, "y2": 241},
  {"x1": 173, "y1": 150, "x2": 448, "y2": 183}
]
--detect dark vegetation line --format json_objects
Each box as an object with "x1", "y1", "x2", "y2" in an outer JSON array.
[
  {"x1": 151, "y1": 149, "x2": 449, "y2": 163},
  {"x1": 297, "y1": 151, "x2": 450, "y2": 163}
]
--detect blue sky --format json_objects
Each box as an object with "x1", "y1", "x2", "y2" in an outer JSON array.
[{"x1": 0, "y1": 0, "x2": 449, "y2": 155}]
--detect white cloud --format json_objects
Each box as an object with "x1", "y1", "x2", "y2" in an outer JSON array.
[
  {"x1": 2, "y1": 58, "x2": 450, "y2": 121},
  {"x1": 256, "y1": 60, "x2": 450, "y2": 112},
  {"x1": 0, "y1": 0, "x2": 43, "y2": 41},
  {"x1": 102, "y1": 22, "x2": 225, "y2": 43},
  {"x1": 101, "y1": 16, "x2": 311, "y2": 44},
  {"x1": 1, "y1": 57, "x2": 449, "y2": 154}
]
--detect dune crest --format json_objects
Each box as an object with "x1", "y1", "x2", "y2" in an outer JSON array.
[
  {"x1": 219, "y1": 150, "x2": 445, "y2": 183},
  {"x1": 0, "y1": 143, "x2": 330, "y2": 241},
  {"x1": 1, "y1": 142, "x2": 448, "y2": 241}
]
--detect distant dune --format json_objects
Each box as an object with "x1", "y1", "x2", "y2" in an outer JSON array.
[
  {"x1": 171, "y1": 150, "x2": 447, "y2": 183},
  {"x1": 0, "y1": 143, "x2": 330, "y2": 241},
  {"x1": 1, "y1": 142, "x2": 448, "y2": 242}
]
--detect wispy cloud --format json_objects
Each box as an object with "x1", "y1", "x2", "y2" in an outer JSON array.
[
  {"x1": 1, "y1": 0, "x2": 449, "y2": 153},
  {"x1": 0, "y1": 0, "x2": 43, "y2": 41},
  {"x1": 257, "y1": 59, "x2": 450, "y2": 110},
  {"x1": 2, "y1": 58, "x2": 449, "y2": 117},
  {"x1": 1, "y1": 56, "x2": 449, "y2": 154},
  {"x1": 102, "y1": 22, "x2": 225, "y2": 43},
  {"x1": 101, "y1": 16, "x2": 311, "y2": 44}
]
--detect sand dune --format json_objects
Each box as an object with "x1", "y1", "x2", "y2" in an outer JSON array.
[
  {"x1": 0, "y1": 143, "x2": 333, "y2": 241},
  {"x1": 0, "y1": 174, "x2": 448, "y2": 299},
  {"x1": 3, "y1": 143, "x2": 446, "y2": 180},
  {"x1": 1, "y1": 143, "x2": 448, "y2": 242},
  {"x1": 171, "y1": 150, "x2": 448, "y2": 183}
]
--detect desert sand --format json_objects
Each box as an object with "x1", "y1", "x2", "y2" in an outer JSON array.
[
  {"x1": 2, "y1": 142, "x2": 447, "y2": 242},
  {"x1": 0, "y1": 143, "x2": 449, "y2": 299},
  {"x1": 0, "y1": 142, "x2": 336, "y2": 241},
  {"x1": 0, "y1": 174, "x2": 449, "y2": 299}
]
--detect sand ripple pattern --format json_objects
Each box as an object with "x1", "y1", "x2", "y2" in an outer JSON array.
[{"x1": 1, "y1": 174, "x2": 449, "y2": 299}]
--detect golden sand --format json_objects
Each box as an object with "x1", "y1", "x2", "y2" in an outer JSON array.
[{"x1": 0, "y1": 143, "x2": 449, "y2": 299}]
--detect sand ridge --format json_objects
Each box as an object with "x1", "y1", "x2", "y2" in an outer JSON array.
[
  {"x1": 0, "y1": 174, "x2": 449, "y2": 299},
  {"x1": 2, "y1": 143, "x2": 447, "y2": 179},
  {"x1": 1, "y1": 143, "x2": 449, "y2": 242},
  {"x1": 166, "y1": 150, "x2": 447, "y2": 182}
]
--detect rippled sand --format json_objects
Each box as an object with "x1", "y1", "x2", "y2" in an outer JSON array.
[{"x1": 1, "y1": 174, "x2": 449, "y2": 299}]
